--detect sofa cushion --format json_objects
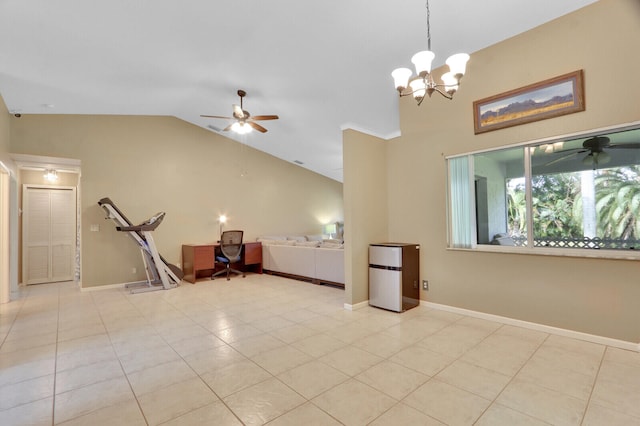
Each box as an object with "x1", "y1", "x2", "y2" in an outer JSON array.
[
  {"x1": 295, "y1": 240, "x2": 320, "y2": 247},
  {"x1": 258, "y1": 235, "x2": 288, "y2": 241},
  {"x1": 319, "y1": 242, "x2": 343, "y2": 249},
  {"x1": 323, "y1": 238, "x2": 343, "y2": 244}
]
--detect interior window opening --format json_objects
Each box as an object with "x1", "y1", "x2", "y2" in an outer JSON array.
[{"x1": 448, "y1": 125, "x2": 640, "y2": 253}]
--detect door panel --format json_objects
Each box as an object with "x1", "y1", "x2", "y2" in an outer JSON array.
[{"x1": 23, "y1": 187, "x2": 76, "y2": 284}]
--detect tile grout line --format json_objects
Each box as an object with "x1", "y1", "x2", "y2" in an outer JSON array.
[
  {"x1": 476, "y1": 331, "x2": 553, "y2": 425},
  {"x1": 578, "y1": 344, "x2": 608, "y2": 425},
  {"x1": 51, "y1": 284, "x2": 61, "y2": 426},
  {"x1": 91, "y1": 288, "x2": 151, "y2": 426},
  {"x1": 162, "y1": 280, "x2": 349, "y2": 425},
  {"x1": 128, "y1": 288, "x2": 248, "y2": 425}
]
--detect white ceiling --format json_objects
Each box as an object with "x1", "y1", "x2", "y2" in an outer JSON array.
[{"x1": 0, "y1": 0, "x2": 597, "y2": 182}]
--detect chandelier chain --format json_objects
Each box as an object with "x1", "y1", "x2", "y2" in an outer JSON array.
[{"x1": 426, "y1": 0, "x2": 431, "y2": 51}]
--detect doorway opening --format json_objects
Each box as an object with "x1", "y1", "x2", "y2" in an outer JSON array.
[{"x1": 12, "y1": 154, "x2": 81, "y2": 289}]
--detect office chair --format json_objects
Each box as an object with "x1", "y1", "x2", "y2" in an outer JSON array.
[{"x1": 212, "y1": 230, "x2": 246, "y2": 281}]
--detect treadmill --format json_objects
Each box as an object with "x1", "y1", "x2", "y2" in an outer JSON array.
[{"x1": 98, "y1": 197, "x2": 184, "y2": 293}]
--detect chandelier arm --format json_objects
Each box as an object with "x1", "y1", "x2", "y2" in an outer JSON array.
[{"x1": 432, "y1": 86, "x2": 454, "y2": 100}]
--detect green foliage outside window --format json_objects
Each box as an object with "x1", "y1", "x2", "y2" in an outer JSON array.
[{"x1": 507, "y1": 166, "x2": 640, "y2": 241}]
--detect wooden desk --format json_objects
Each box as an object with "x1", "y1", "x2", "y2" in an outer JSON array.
[{"x1": 182, "y1": 242, "x2": 262, "y2": 283}]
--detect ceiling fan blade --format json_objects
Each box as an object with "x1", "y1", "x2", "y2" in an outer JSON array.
[
  {"x1": 233, "y1": 104, "x2": 244, "y2": 120},
  {"x1": 609, "y1": 143, "x2": 640, "y2": 149},
  {"x1": 222, "y1": 123, "x2": 234, "y2": 132},
  {"x1": 251, "y1": 115, "x2": 279, "y2": 121},
  {"x1": 200, "y1": 115, "x2": 232, "y2": 119},
  {"x1": 544, "y1": 151, "x2": 580, "y2": 166},
  {"x1": 248, "y1": 121, "x2": 268, "y2": 133}
]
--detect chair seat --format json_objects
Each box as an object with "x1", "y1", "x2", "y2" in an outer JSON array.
[{"x1": 216, "y1": 256, "x2": 229, "y2": 263}]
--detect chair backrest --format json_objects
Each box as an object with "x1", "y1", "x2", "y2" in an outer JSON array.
[{"x1": 220, "y1": 230, "x2": 243, "y2": 262}]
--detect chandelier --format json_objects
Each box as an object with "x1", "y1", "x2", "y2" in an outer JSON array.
[{"x1": 392, "y1": 0, "x2": 470, "y2": 104}]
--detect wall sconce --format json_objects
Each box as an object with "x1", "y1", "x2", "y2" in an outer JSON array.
[
  {"x1": 218, "y1": 214, "x2": 227, "y2": 237},
  {"x1": 44, "y1": 169, "x2": 58, "y2": 182}
]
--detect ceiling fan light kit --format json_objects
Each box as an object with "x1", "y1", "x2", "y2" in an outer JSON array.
[
  {"x1": 231, "y1": 121, "x2": 252, "y2": 134},
  {"x1": 582, "y1": 151, "x2": 611, "y2": 166},
  {"x1": 201, "y1": 89, "x2": 279, "y2": 134},
  {"x1": 392, "y1": 0, "x2": 469, "y2": 104}
]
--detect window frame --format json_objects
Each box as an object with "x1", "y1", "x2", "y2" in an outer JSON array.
[{"x1": 445, "y1": 120, "x2": 640, "y2": 261}]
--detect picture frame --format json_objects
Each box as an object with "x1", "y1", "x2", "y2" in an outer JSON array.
[{"x1": 473, "y1": 70, "x2": 585, "y2": 134}]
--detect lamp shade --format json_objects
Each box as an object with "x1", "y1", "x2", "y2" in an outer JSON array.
[
  {"x1": 596, "y1": 151, "x2": 611, "y2": 164},
  {"x1": 324, "y1": 223, "x2": 337, "y2": 235},
  {"x1": 446, "y1": 53, "x2": 470, "y2": 77},
  {"x1": 409, "y1": 79, "x2": 427, "y2": 100},
  {"x1": 391, "y1": 68, "x2": 412, "y2": 91},
  {"x1": 441, "y1": 72, "x2": 459, "y2": 92},
  {"x1": 411, "y1": 50, "x2": 435, "y2": 76}
]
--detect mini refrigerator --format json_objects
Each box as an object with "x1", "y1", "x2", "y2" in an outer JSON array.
[{"x1": 369, "y1": 243, "x2": 420, "y2": 312}]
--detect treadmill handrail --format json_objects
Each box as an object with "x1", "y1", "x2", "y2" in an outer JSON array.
[{"x1": 116, "y1": 212, "x2": 165, "y2": 232}]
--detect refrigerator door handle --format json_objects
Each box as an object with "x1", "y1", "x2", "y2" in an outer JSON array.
[{"x1": 369, "y1": 264, "x2": 402, "y2": 271}]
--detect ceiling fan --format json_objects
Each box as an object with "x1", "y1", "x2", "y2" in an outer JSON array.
[
  {"x1": 545, "y1": 136, "x2": 640, "y2": 167},
  {"x1": 201, "y1": 89, "x2": 279, "y2": 134}
]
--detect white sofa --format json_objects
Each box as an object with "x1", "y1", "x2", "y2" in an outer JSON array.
[{"x1": 259, "y1": 237, "x2": 345, "y2": 287}]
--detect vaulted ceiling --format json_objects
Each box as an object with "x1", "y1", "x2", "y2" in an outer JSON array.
[{"x1": 0, "y1": 0, "x2": 597, "y2": 181}]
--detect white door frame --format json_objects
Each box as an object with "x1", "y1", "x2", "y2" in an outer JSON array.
[
  {"x1": 11, "y1": 154, "x2": 82, "y2": 287},
  {"x1": 0, "y1": 162, "x2": 10, "y2": 303}
]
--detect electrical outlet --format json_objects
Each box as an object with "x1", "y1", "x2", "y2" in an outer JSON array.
[
  {"x1": 132, "y1": 267, "x2": 137, "y2": 274},
  {"x1": 422, "y1": 280, "x2": 429, "y2": 290}
]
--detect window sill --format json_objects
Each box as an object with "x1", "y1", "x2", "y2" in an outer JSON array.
[{"x1": 448, "y1": 244, "x2": 640, "y2": 261}]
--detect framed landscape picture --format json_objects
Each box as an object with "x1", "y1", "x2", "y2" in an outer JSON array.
[{"x1": 473, "y1": 70, "x2": 585, "y2": 134}]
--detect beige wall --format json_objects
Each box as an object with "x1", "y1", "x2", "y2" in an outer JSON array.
[
  {"x1": 343, "y1": 129, "x2": 388, "y2": 306},
  {"x1": 345, "y1": 0, "x2": 640, "y2": 342},
  {"x1": 10, "y1": 114, "x2": 343, "y2": 288},
  {"x1": 0, "y1": 95, "x2": 9, "y2": 161}
]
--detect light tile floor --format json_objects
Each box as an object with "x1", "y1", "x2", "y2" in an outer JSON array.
[{"x1": 1, "y1": 274, "x2": 639, "y2": 425}]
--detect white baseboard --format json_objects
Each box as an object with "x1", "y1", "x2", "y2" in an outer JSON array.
[
  {"x1": 422, "y1": 301, "x2": 639, "y2": 352},
  {"x1": 80, "y1": 282, "x2": 127, "y2": 292},
  {"x1": 344, "y1": 300, "x2": 369, "y2": 311}
]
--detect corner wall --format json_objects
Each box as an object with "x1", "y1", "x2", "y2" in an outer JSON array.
[
  {"x1": 10, "y1": 114, "x2": 344, "y2": 288},
  {"x1": 347, "y1": 0, "x2": 640, "y2": 342},
  {"x1": 343, "y1": 129, "x2": 388, "y2": 306},
  {"x1": 0, "y1": 94, "x2": 9, "y2": 160}
]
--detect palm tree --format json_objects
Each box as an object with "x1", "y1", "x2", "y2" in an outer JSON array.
[
  {"x1": 595, "y1": 166, "x2": 640, "y2": 241},
  {"x1": 507, "y1": 183, "x2": 527, "y2": 236},
  {"x1": 531, "y1": 172, "x2": 582, "y2": 238}
]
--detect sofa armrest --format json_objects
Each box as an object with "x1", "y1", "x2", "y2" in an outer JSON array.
[{"x1": 315, "y1": 248, "x2": 345, "y2": 284}]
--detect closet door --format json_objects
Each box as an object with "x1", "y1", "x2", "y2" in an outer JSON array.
[{"x1": 23, "y1": 187, "x2": 76, "y2": 285}]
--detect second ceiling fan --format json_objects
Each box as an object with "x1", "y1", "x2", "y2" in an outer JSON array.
[
  {"x1": 546, "y1": 136, "x2": 640, "y2": 167},
  {"x1": 201, "y1": 89, "x2": 279, "y2": 134}
]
